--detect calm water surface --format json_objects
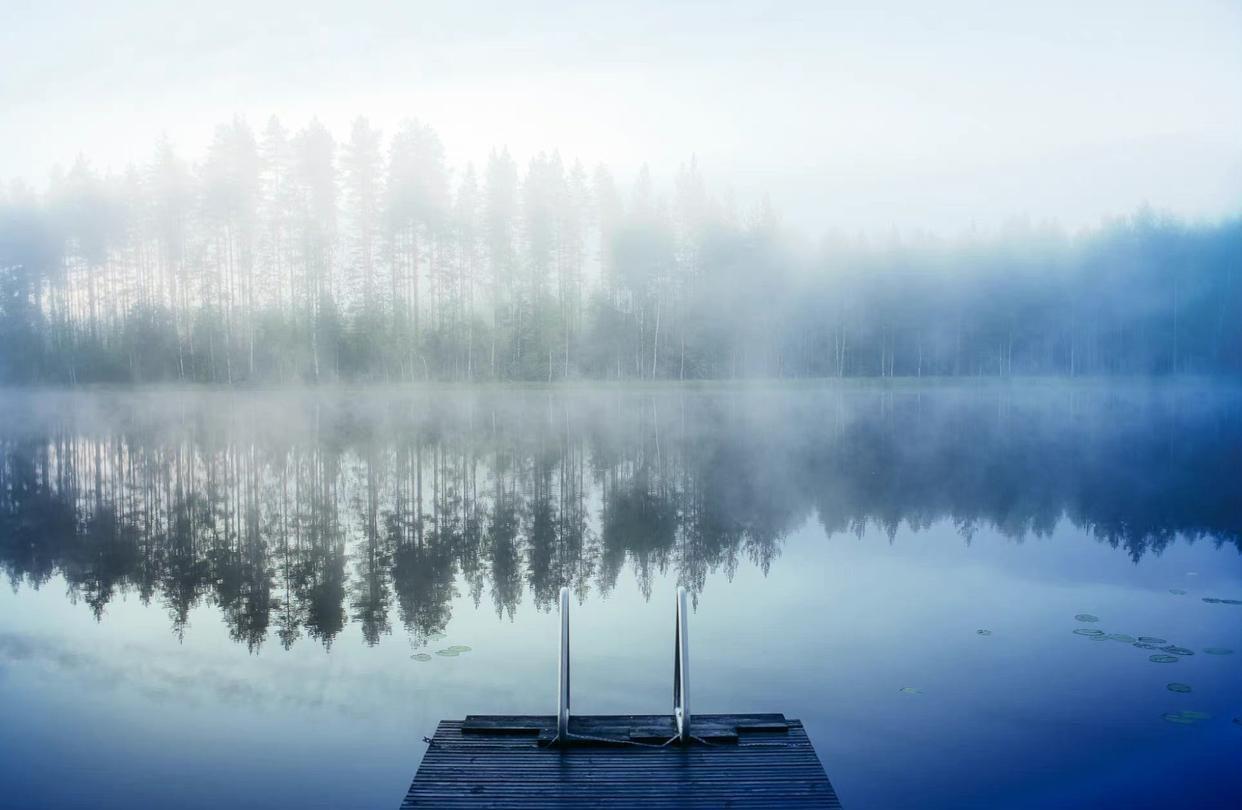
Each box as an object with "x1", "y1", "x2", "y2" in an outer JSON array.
[{"x1": 1, "y1": 382, "x2": 1240, "y2": 809}]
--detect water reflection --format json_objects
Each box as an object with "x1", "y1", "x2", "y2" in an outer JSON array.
[{"x1": 1, "y1": 383, "x2": 1239, "y2": 652}]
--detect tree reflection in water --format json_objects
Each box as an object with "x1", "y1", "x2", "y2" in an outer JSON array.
[{"x1": 1, "y1": 384, "x2": 1238, "y2": 651}]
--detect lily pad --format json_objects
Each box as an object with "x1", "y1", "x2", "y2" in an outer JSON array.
[
  {"x1": 1074, "y1": 614, "x2": 1100, "y2": 623},
  {"x1": 1162, "y1": 646, "x2": 1194, "y2": 656},
  {"x1": 1106, "y1": 633, "x2": 1136, "y2": 643},
  {"x1": 435, "y1": 649, "x2": 460, "y2": 657},
  {"x1": 898, "y1": 687, "x2": 923, "y2": 694},
  {"x1": 1166, "y1": 683, "x2": 1192, "y2": 693},
  {"x1": 1137, "y1": 637, "x2": 1167, "y2": 644},
  {"x1": 1133, "y1": 642, "x2": 1163, "y2": 650},
  {"x1": 1203, "y1": 647, "x2": 1234, "y2": 655},
  {"x1": 426, "y1": 631, "x2": 448, "y2": 641},
  {"x1": 1163, "y1": 710, "x2": 1209, "y2": 725},
  {"x1": 1203, "y1": 598, "x2": 1222, "y2": 604},
  {"x1": 976, "y1": 629, "x2": 992, "y2": 636},
  {"x1": 1149, "y1": 654, "x2": 1179, "y2": 663},
  {"x1": 1222, "y1": 599, "x2": 1242, "y2": 605},
  {"x1": 1169, "y1": 589, "x2": 1187, "y2": 595},
  {"x1": 1073, "y1": 628, "x2": 1106, "y2": 636},
  {"x1": 410, "y1": 653, "x2": 432, "y2": 662},
  {"x1": 445, "y1": 645, "x2": 472, "y2": 653}
]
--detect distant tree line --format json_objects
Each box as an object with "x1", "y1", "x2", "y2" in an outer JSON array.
[{"x1": 1, "y1": 116, "x2": 1240, "y2": 384}]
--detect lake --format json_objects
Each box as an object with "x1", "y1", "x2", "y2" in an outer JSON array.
[{"x1": 1, "y1": 381, "x2": 1240, "y2": 809}]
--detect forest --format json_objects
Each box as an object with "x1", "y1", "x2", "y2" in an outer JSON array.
[{"x1": 1, "y1": 116, "x2": 1240, "y2": 385}]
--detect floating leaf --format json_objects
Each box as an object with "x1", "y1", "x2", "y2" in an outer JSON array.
[
  {"x1": 1180, "y1": 711, "x2": 1211, "y2": 720},
  {"x1": 1133, "y1": 642, "x2": 1162, "y2": 650},
  {"x1": 1074, "y1": 614, "x2": 1100, "y2": 623},
  {"x1": 445, "y1": 645, "x2": 472, "y2": 653},
  {"x1": 410, "y1": 653, "x2": 432, "y2": 662},
  {"x1": 1203, "y1": 598, "x2": 1222, "y2": 604},
  {"x1": 1137, "y1": 637, "x2": 1167, "y2": 644},
  {"x1": 1169, "y1": 589, "x2": 1187, "y2": 595},
  {"x1": 435, "y1": 649, "x2": 460, "y2": 657},
  {"x1": 1166, "y1": 683, "x2": 1192, "y2": 693},
  {"x1": 1073, "y1": 628, "x2": 1106, "y2": 636},
  {"x1": 1222, "y1": 599, "x2": 1242, "y2": 605},
  {"x1": 426, "y1": 631, "x2": 448, "y2": 641},
  {"x1": 976, "y1": 629, "x2": 992, "y2": 636},
  {"x1": 1162, "y1": 646, "x2": 1194, "y2": 656},
  {"x1": 898, "y1": 687, "x2": 923, "y2": 694},
  {"x1": 1149, "y1": 654, "x2": 1179, "y2": 663},
  {"x1": 1203, "y1": 647, "x2": 1234, "y2": 655},
  {"x1": 1106, "y1": 633, "x2": 1136, "y2": 643}
]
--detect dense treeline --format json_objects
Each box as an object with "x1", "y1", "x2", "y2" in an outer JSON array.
[
  {"x1": 2, "y1": 386, "x2": 1238, "y2": 650},
  {"x1": 1, "y1": 116, "x2": 1240, "y2": 384}
]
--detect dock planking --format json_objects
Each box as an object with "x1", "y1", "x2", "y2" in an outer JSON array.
[{"x1": 402, "y1": 713, "x2": 842, "y2": 808}]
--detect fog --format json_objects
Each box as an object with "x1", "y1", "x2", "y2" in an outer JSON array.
[
  {"x1": 6, "y1": 9, "x2": 1242, "y2": 808},
  {"x1": 1, "y1": 121, "x2": 1239, "y2": 383},
  {"x1": 3, "y1": 1, "x2": 1241, "y2": 235},
  {"x1": 2, "y1": 2, "x2": 1241, "y2": 385}
]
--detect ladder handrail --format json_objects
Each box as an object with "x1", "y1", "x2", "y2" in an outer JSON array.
[
  {"x1": 673, "y1": 587, "x2": 690, "y2": 744},
  {"x1": 556, "y1": 585, "x2": 692, "y2": 746},
  {"x1": 558, "y1": 586, "x2": 571, "y2": 740}
]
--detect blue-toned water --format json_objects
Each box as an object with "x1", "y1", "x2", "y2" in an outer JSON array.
[{"x1": 1, "y1": 382, "x2": 1240, "y2": 809}]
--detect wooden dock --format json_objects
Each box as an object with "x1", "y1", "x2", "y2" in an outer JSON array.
[{"x1": 401, "y1": 713, "x2": 842, "y2": 808}]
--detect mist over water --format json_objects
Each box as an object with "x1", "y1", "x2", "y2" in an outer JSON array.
[
  {"x1": 3, "y1": 382, "x2": 1240, "y2": 639},
  {"x1": 1, "y1": 382, "x2": 1240, "y2": 808}
]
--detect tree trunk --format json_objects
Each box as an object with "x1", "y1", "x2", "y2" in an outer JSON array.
[{"x1": 651, "y1": 299, "x2": 661, "y2": 379}]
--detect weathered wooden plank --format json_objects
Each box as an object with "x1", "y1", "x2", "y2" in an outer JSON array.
[
  {"x1": 403, "y1": 713, "x2": 841, "y2": 808},
  {"x1": 461, "y1": 713, "x2": 788, "y2": 743},
  {"x1": 736, "y1": 721, "x2": 791, "y2": 733}
]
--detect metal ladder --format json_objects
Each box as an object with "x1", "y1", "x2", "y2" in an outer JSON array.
[{"x1": 557, "y1": 586, "x2": 691, "y2": 745}]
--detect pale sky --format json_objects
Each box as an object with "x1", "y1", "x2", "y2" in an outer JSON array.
[{"x1": 3, "y1": 0, "x2": 1240, "y2": 235}]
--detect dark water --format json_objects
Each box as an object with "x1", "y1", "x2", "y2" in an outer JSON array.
[{"x1": 1, "y1": 382, "x2": 1240, "y2": 809}]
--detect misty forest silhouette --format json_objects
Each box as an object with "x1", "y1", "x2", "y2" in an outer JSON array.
[
  {"x1": 1, "y1": 117, "x2": 1240, "y2": 385},
  {"x1": 1, "y1": 385, "x2": 1238, "y2": 652}
]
